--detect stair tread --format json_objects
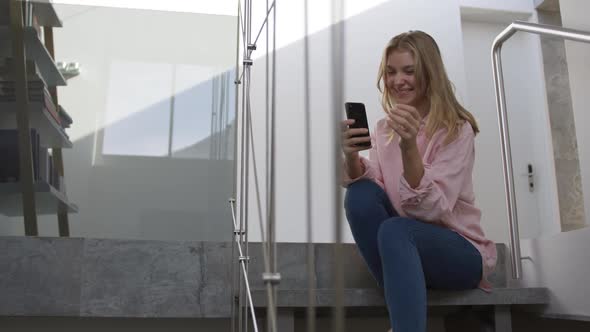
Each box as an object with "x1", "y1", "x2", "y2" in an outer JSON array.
[{"x1": 250, "y1": 287, "x2": 550, "y2": 307}]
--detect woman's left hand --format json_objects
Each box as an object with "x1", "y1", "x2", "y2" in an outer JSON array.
[{"x1": 386, "y1": 104, "x2": 421, "y2": 146}]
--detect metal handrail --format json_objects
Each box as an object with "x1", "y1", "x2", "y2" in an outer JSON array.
[{"x1": 491, "y1": 21, "x2": 590, "y2": 279}]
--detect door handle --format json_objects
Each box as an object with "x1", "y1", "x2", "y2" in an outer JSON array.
[{"x1": 527, "y1": 164, "x2": 534, "y2": 193}]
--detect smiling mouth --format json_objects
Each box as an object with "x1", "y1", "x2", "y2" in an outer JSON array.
[{"x1": 395, "y1": 89, "x2": 413, "y2": 96}]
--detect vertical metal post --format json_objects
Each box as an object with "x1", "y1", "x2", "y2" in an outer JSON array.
[
  {"x1": 264, "y1": 9, "x2": 272, "y2": 331},
  {"x1": 266, "y1": 1, "x2": 280, "y2": 331},
  {"x1": 10, "y1": 0, "x2": 38, "y2": 236},
  {"x1": 243, "y1": 56, "x2": 251, "y2": 332},
  {"x1": 238, "y1": 1, "x2": 251, "y2": 331},
  {"x1": 238, "y1": 67, "x2": 246, "y2": 332},
  {"x1": 238, "y1": 36, "x2": 246, "y2": 332},
  {"x1": 303, "y1": 0, "x2": 316, "y2": 331},
  {"x1": 491, "y1": 39, "x2": 521, "y2": 279},
  {"x1": 230, "y1": 1, "x2": 242, "y2": 330},
  {"x1": 331, "y1": 0, "x2": 345, "y2": 331},
  {"x1": 243, "y1": 1, "x2": 254, "y2": 331},
  {"x1": 265, "y1": 0, "x2": 270, "y2": 230}
]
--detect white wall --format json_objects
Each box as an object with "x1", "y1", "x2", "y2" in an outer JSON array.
[
  {"x1": 520, "y1": 229, "x2": 590, "y2": 319},
  {"x1": 561, "y1": 0, "x2": 590, "y2": 227},
  {"x1": 459, "y1": 0, "x2": 534, "y2": 14}
]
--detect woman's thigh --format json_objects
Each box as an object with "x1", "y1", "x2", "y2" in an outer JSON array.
[{"x1": 383, "y1": 217, "x2": 482, "y2": 290}]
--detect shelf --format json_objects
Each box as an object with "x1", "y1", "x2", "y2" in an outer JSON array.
[
  {"x1": 0, "y1": 181, "x2": 78, "y2": 216},
  {"x1": 0, "y1": 101, "x2": 73, "y2": 148},
  {"x1": 0, "y1": 26, "x2": 67, "y2": 86},
  {"x1": 32, "y1": 1, "x2": 63, "y2": 28}
]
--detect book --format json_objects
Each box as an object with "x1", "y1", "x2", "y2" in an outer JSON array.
[
  {"x1": 58, "y1": 105, "x2": 72, "y2": 128},
  {"x1": 33, "y1": 128, "x2": 39, "y2": 182},
  {"x1": 31, "y1": 7, "x2": 42, "y2": 38},
  {"x1": 0, "y1": 58, "x2": 48, "y2": 87},
  {"x1": 38, "y1": 147, "x2": 49, "y2": 183},
  {"x1": 0, "y1": 130, "x2": 19, "y2": 183},
  {"x1": 48, "y1": 154, "x2": 53, "y2": 187},
  {"x1": 0, "y1": 80, "x2": 61, "y2": 125},
  {"x1": 0, "y1": 128, "x2": 40, "y2": 183},
  {"x1": 42, "y1": 88, "x2": 60, "y2": 124},
  {"x1": 48, "y1": 153, "x2": 59, "y2": 190}
]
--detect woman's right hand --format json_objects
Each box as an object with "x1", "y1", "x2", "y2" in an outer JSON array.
[{"x1": 341, "y1": 119, "x2": 372, "y2": 157}]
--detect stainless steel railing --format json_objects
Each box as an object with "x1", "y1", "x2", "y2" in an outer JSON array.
[
  {"x1": 229, "y1": 198, "x2": 259, "y2": 332},
  {"x1": 491, "y1": 20, "x2": 590, "y2": 279},
  {"x1": 230, "y1": 1, "x2": 281, "y2": 332}
]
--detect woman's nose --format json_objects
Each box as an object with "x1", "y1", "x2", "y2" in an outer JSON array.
[
  {"x1": 393, "y1": 75, "x2": 405, "y2": 86},
  {"x1": 388, "y1": 75, "x2": 400, "y2": 86}
]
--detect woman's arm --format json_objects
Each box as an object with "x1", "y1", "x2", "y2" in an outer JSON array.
[
  {"x1": 345, "y1": 154, "x2": 364, "y2": 180},
  {"x1": 400, "y1": 140, "x2": 424, "y2": 188},
  {"x1": 399, "y1": 123, "x2": 475, "y2": 224},
  {"x1": 342, "y1": 120, "x2": 386, "y2": 187},
  {"x1": 386, "y1": 104, "x2": 424, "y2": 188}
]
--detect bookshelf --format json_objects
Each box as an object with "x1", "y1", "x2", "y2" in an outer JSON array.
[
  {"x1": 0, "y1": 27, "x2": 67, "y2": 86},
  {"x1": 0, "y1": 102, "x2": 73, "y2": 148},
  {"x1": 1, "y1": 0, "x2": 76, "y2": 236},
  {"x1": 29, "y1": 0, "x2": 62, "y2": 27},
  {"x1": 0, "y1": 181, "x2": 78, "y2": 216}
]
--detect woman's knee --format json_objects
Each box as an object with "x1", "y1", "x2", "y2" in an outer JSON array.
[
  {"x1": 377, "y1": 217, "x2": 413, "y2": 246},
  {"x1": 345, "y1": 179, "x2": 383, "y2": 211}
]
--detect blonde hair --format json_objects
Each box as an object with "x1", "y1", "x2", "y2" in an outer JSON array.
[{"x1": 377, "y1": 30, "x2": 479, "y2": 144}]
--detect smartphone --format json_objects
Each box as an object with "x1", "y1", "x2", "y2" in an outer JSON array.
[{"x1": 345, "y1": 102, "x2": 371, "y2": 147}]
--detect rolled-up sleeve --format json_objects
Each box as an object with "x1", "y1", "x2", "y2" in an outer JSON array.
[
  {"x1": 399, "y1": 126, "x2": 475, "y2": 224},
  {"x1": 342, "y1": 127, "x2": 384, "y2": 188}
]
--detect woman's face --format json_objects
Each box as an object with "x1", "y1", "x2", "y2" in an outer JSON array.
[{"x1": 385, "y1": 50, "x2": 422, "y2": 106}]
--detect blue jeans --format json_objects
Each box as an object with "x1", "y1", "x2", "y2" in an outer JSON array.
[{"x1": 345, "y1": 179, "x2": 482, "y2": 332}]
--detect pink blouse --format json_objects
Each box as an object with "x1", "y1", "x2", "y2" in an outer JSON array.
[{"x1": 344, "y1": 117, "x2": 497, "y2": 291}]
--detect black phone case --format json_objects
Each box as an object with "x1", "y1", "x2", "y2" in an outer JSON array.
[{"x1": 345, "y1": 102, "x2": 371, "y2": 147}]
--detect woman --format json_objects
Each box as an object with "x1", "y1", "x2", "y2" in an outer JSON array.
[{"x1": 341, "y1": 31, "x2": 497, "y2": 332}]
